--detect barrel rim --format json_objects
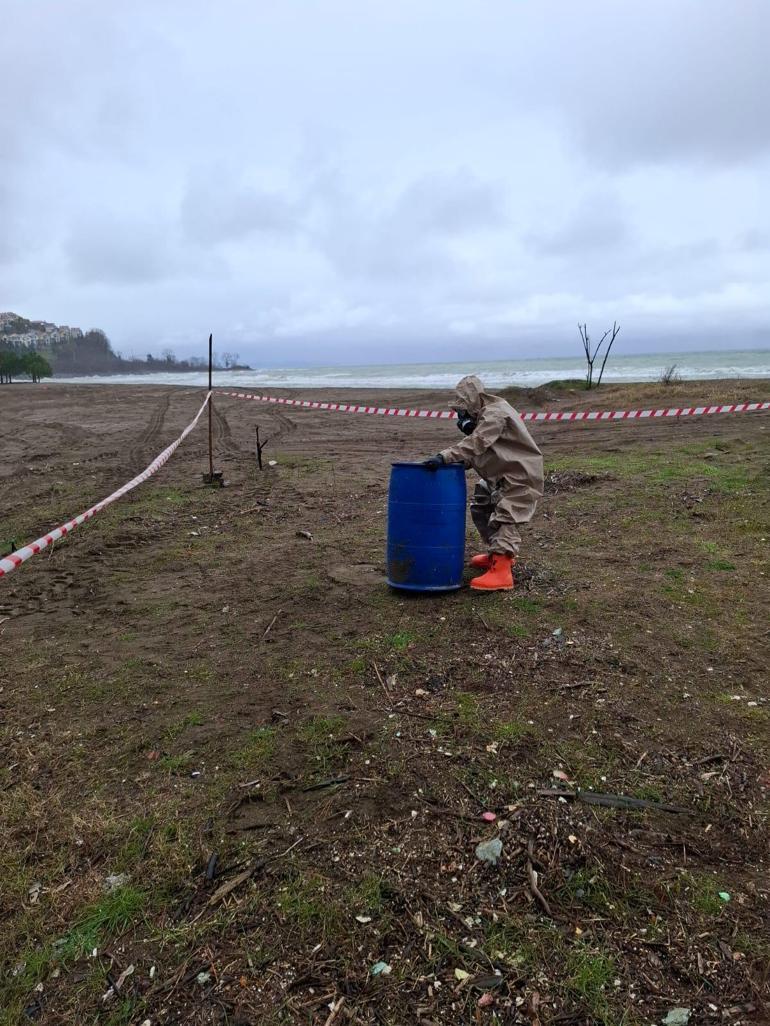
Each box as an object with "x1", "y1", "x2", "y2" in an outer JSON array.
[{"x1": 390, "y1": 461, "x2": 463, "y2": 469}]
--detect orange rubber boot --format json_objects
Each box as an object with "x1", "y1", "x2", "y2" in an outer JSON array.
[
  {"x1": 470, "y1": 554, "x2": 514, "y2": 591},
  {"x1": 470, "y1": 553, "x2": 492, "y2": 570}
]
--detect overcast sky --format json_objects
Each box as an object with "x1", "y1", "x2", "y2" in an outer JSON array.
[{"x1": 1, "y1": 1, "x2": 768, "y2": 365}]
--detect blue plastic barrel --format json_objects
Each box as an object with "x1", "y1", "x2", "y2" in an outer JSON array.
[{"x1": 386, "y1": 462, "x2": 467, "y2": 591}]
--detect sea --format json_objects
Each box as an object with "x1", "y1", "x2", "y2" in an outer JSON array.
[{"x1": 54, "y1": 348, "x2": 770, "y2": 390}]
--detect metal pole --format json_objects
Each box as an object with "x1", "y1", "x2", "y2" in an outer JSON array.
[{"x1": 208, "y1": 332, "x2": 214, "y2": 479}]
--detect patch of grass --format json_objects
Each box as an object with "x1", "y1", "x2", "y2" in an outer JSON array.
[
  {"x1": 560, "y1": 868, "x2": 616, "y2": 913},
  {"x1": 159, "y1": 752, "x2": 193, "y2": 774},
  {"x1": 56, "y1": 885, "x2": 146, "y2": 962},
  {"x1": 483, "y1": 919, "x2": 564, "y2": 971},
  {"x1": 185, "y1": 661, "x2": 214, "y2": 682},
  {"x1": 566, "y1": 945, "x2": 616, "y2": 1021},
  {"x1": 478, "y1": 598, "x2": 534, "y2": 636},
  {"x1": 231, "y1": 726, "x2": 277, "y2": 771},
  {"x1": 631, "y1": 782, "x2": 665, "y2": 802},
  {"x1": 277, "y1": 873, "x2": 342, "y2": 938},
  {"x1": 115, "y1": 816, "x2": 155, "y2": 870},
  {"x1": 163, "y1": 710, "x2": 205, "y2": 741},
  {"x1": 297, "y1": 715, "x2": 347, "y2": 775},
  {"x1": 304, "y1": 574, "x2": 322, "y2": 595},
  {"x1": 675, "y1": 872, "x2": 728, "y2": 917},
  {"x1": 733, "y1": 931, "x2": 770, "y2": 963},
  {"x1": 387, "y1": 630, "x2": 414, "y2": 651},
  {"x1": 104, "y1": 998, "x2": 142, "y2": 1026},
  {"x1": 455, "y1": 691, "x2": 481, "y2": 731},
  {"x1": 706, "y1": 559, "x2": 736, "y2": 571},
  {"x1": 493, "y1": 720, "x2": 534, "y2": 744},
  {"x1": 348, "y1": 872, "x2": 389, "y2": 914},
  {"x1": 554, "y1": 740, "x2": 616, "y2": 791}
]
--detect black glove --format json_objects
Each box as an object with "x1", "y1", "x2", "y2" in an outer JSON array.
[
  {"x1": 422, "y1": 454, "x2": 445, "y2": 470},
  {"x1": 456, "y1": 409, "x2": 477, "y2": 436}
]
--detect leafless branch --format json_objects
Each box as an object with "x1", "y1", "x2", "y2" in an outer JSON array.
[
  {"x1": 578, "y1": 320, "x2": 620, "y2": 388},
  {"x1": 596, "y1": 321, "x2": 620, "y2": 386}
]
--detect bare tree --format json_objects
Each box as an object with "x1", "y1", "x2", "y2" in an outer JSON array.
[
  {"x1": 578, "y1": 321, "x2": 620, "y2": 388},
  {"x1": 220, "y1": 351, "x2": 240, "y2": 369}
]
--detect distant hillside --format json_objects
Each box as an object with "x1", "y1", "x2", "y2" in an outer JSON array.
[{"x1": 0, "y1": 313, "x2": 249, "y2": 375}]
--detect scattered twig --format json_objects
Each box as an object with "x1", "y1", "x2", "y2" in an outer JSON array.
[
  {"x1": 538, "y1": 787, "x2": 690, "y2": 814},
  {"x1": 236, "y1": 504, "x2": 267, "y2": 516},
  {"x1": 302, "y1": 776, "x2": 349, "y2": 793},
  {"x1": 558, "y1": 679, "x2": 595, "y2": 691},
  {"x1": 262, "y1": 610, "x2": 282, "y2": 641},
  {"x1": 453, "y1": 773, "x2": 485, "y2": 806},
  {"x1": 692, "y1": 753, "x2": 726, "y2": 767},
  {"x1": 238, "y1": 777, "x2": 262, "y2": 789},
  {"x1": 526, "y1": 839, "x2": 552, "y2": 916},
  {"x1": 206, "y1": 837, "x2": 303, "y2": 907},
  {"x1": 206, "y1": 861, "x2": 264, "y2": 906},
  {"x1": 372, "y1": 661, "x2": 393, "y2": 705},
  {"x1": 323, "y1": 996, "x2": 346, "y2": 1026},
  {"x1": 205, "y1": 853, "x2": 218, "y2": 884}
]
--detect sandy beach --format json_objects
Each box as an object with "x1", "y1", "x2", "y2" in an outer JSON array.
[{"x1": 1, "y1": 377, "x2": 769, "y2": 1024}]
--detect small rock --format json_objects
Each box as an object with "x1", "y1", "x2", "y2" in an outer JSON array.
[
  {"x1": 103, "y1": 873, "x2": 128, "y2": 892},
  {"x1": 370, "y1": 961, "x2": 391, "y2": 976},
  {"x1": 475, "y1": 838, "x2": 503, "y2": 865},
  {"x1": 662, "y1": 1009, "x2": 691, "y2": 1026}
]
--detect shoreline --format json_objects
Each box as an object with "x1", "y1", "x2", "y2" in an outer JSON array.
[{"x1": 21, "y1": 374, "x2": 770, "y2": 400}]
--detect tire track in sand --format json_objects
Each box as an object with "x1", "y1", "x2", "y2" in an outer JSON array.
[{"x1": 126, "y1": 392, "x2": 171, "y2": 470}]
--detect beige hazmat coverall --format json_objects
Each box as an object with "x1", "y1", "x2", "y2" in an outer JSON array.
[{"x1": 439, "y1": 375, "x2": 544, "y2": 556}]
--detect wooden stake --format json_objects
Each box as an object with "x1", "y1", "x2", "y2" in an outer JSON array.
[{"x1": 208, "y1": 332, "x2": 214, "y2": 479}]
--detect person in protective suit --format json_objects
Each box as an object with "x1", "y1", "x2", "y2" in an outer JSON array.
[{"x1": 423, "y1": 375, "x2": 543, "y2": 591}]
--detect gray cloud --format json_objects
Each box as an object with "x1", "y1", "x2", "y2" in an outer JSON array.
[
  {"x1": 527, "y1": 192, "x2": 630, "y2": 256},
  {"x1": 66, "y1": 213, "x2": 181, "y2": 285},
  {"x1": 310, "y1": 168, "x2": 506, "y2": 281},
  {"x1": 0, "y1": 0, "x2": 767, "y2": 363},
  {"x1": 181, "y1": 168, "x2": 299, "y2": 245}
]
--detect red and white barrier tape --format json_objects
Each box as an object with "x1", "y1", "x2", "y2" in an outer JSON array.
[
  {"x1": 220, "y1": 391, "x2": 770, "y2": 423},
  {"x1": 0, "y1": 392, "x2": 211, "y2": 579}
]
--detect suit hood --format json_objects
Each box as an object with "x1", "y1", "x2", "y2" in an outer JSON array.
[{"x1": 452, "y1": 374, "x2": 487, "y2": 416}]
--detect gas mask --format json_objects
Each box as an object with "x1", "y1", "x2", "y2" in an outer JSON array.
[{"x1": 456, "y1": 409, "x2": 477, "y2": 436}]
